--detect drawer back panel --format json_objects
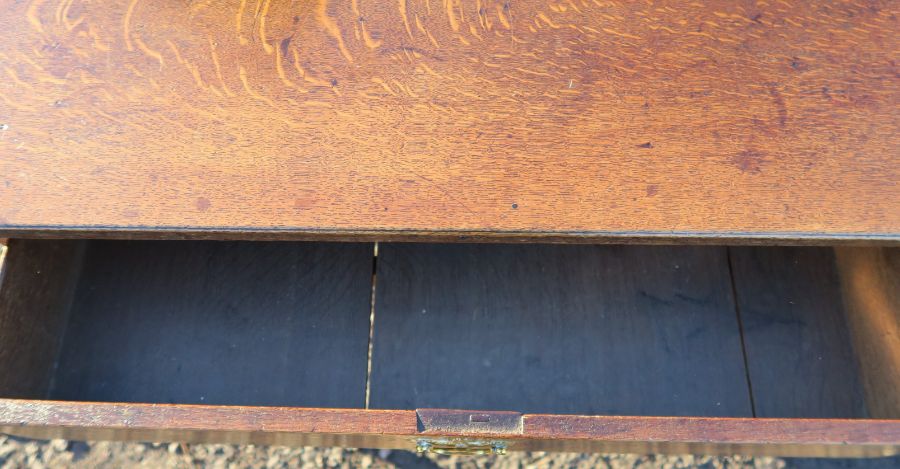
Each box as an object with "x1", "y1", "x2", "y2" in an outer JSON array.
[
  {"x1": 48, "y1": 241, "x2": 374, "y2": 408},
  {"x1": 370, "y1": 244, "x2": 752, "y2": 416},
  {"x1": 369, "y1": 244, "x2": 868, "y2": 418}
]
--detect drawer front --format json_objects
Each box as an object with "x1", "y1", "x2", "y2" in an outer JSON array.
[{"x1": 2, "y1": 401, "x2": 900, "y2": 458}]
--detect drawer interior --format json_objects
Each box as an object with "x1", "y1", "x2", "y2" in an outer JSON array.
[{"x1": 0, "y1": 239, "x2": 896, "y2": 420}]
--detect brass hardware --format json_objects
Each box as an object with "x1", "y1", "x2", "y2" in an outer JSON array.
[
  {"x1": 415, "y1": 438, "x2": 508, "y2": 456},
  {"x1": 416, "y1": 408, "x2": 523, "y2": 434},
  {"x1": 414, "y1": 409, "x2": 520, "y2": 455}
]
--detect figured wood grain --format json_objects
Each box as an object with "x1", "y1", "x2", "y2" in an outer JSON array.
[
  {"x1": 370, "y1": 244, "x2": 752, "y2": 416},
  {"x1": 835, "y1": 247, "x2": 900, "y2": 419},
  {"x1": 729, "y1": 247, "x2": 867, "y2": 418},
  {"x1": 0, "y1": 1, "x2": 898, "y2": 241},
  {"x1": 0, "y1": 240, "x2": 83, "y2": 398},
  {"x1": 49, "y1": 240, "x2": 373, "y2": 408},
  {"x1": 2, "y1": 400, "x2": 900, "y2": 457}
]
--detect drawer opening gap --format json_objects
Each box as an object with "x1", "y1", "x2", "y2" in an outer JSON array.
[
  {"x1": 365, "y1": 242, "x2": 379, "y2": 409},
  {"x1": 0, "y1": 240, "x2": 895, "y2": 423},
  {"x1": 726, "y1": 247, "x2": 758, "y2": 418}
]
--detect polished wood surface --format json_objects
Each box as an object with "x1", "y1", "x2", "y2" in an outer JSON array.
[
  {"x1": 0, "y1": 1, "x2": 897, "y2": 242},
  {"x1": 2, "y1": 400, "x2": 900, "y2": 458},
  {"x1": 836, "y1": 248, "x2": 900, "y2": 419},
  {"x1": 522, "y1": 414, "x2": 900, "y2": 457},
  {"x1": 0, "y1": 399, "x2": 417, "y2": 449}
]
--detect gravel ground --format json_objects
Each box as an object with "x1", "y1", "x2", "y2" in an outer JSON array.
[
  {"x1": 0, "y1": 435, "x2": 787, "y2": 469},
  {"x1": 5, "y1": 435, "x2": 900, "y2": 468}
]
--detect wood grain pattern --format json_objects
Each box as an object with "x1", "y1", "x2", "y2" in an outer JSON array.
[
  {"x1": 729, "y1": 247, "x2": 867, "y2": 418},
  {"x1": 370, "y1": 244, "x2": 752, "y2": 416},
  {"x1": 0, "y1": 240, "x2": 83, "y2": 398},
  {"x1": 0, "y1": 1, "x2": 898, "y2": 241},
  {"x1": 49, "y1": 240, "x2": 373, "y2": 408},
  {"x1": 521, "y1": 414, "x2": 900, "y2": 457},
  {"x1": 835, "y1": 247, "x2": 900, "y2": 419},
  {"x1": 0, "y1": 399, "x2": 417, "y2": 450},
  {"x1": 2, "y1": 400, "x2": 900, "y2": 457}
]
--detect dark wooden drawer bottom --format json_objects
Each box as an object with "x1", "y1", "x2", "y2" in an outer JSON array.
[{"x1": 0, "y1": 240, "x2": 897, "y2": 457}]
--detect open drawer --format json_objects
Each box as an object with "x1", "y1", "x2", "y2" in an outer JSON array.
[{"x1": 0, "y1": 239, "x2": 898, "y2": 458}]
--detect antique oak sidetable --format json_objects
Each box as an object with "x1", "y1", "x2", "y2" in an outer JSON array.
[{"x1": 0, "y1": 0, "x2": 898, "y2": 459}]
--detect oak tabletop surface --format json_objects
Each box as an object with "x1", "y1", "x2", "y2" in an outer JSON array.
[{"x1": 0, "y1": 0, "x2": 897, "y2": 241}]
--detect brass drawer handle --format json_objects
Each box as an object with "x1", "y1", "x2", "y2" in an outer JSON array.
[{"x1": 416, "y1": 438, "x2": 508, "y2": 456}]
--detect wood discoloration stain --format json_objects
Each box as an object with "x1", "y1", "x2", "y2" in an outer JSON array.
[
  {"x1": 731, "y1": 150, "x2": 769, "y2": 175},
  {"x1": 195, "y1": 197, "x2": 211, "y2": 212}
]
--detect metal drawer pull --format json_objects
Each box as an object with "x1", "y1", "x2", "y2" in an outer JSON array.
[{"x1": 416, "y1": 438, "x2": 507, "y2": 455}]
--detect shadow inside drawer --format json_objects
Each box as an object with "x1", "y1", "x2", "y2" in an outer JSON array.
[
  {"x1": 369, "y1": 244, "x2": 753, "y2": 416},
  {"x1": 369, "y1": 244, "x2": 866, "y2": 418},
  {"x1": 0, "y1": 240, "x2": 873, "y2": 420},
  {"x1": 48, "y1": 241, "x2": 374, "y2": 408}
]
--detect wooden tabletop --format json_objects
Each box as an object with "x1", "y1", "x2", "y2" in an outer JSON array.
[{"x1": 0, "y1": 0, "x2": 897, "y2": 242}]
